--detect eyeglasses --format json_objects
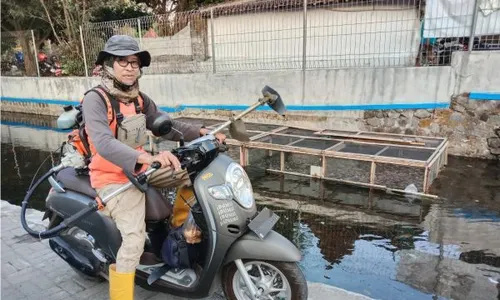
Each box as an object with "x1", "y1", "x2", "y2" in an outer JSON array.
[{"x1": 116, "y1": 57, "x2": 140, "y2": 69}]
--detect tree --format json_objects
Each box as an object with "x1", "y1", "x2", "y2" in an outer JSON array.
[
  {"x1": 135, "y1": 0, "x2": 224, "y2": 14},
  {"x1": 1, "y1": 0, "x2": 52, "y2": 75}
]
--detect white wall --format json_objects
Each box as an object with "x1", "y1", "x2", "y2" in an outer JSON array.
[
  {"x1": 0, "y1": 66, "x2": 454, "y2": 108},
  {"x1": 208, "y1": 7, "x2": 422, "y2": 68},
  {"x1": 452, "y1": 50, "x2": 500, "y2": 94}
]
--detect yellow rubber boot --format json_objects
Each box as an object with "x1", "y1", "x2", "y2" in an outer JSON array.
[
  {"x1": 109, "y1": 264, "x2": 135, "y2": 300},
  {"x1": 170, "y1": 186, "x2": 195, "y2": 228}
]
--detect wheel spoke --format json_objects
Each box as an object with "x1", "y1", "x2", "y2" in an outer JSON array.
[
  {"x1": 257, "y1": 264, "x2": 265, "y2": 279},
  {"x1": 267, "y1": 271, "x2": 278, "y2": 284},
  {"x1": 249, "y1": 274, "x2": 259, "y2": 283},
  {"x1": 270, "y1": 288, "x2": 287, "y2": 293}
]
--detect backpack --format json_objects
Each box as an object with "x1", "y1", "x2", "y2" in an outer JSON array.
[{"x1": 65, "y1": 86, "x2": 144, "y2": 169}]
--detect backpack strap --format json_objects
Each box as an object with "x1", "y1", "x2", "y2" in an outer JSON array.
[
  {"x1": 83, "y1": 87, "x2": 114, "y2": 126},
  {"x1": 134, "y1": 98, "x2": 141, "y2": 114},
  {"x1": 137, "y1": 92, "x2": 145, "y2": 113},
  {"x1": 89, "y1": 86, "x2": 123, "y2": 137},
  {"x1": 178, "y1": 239, "x2": 191, "y2": 268},
  {"x1": 79, "y1": 127, "x2": 92, "y2": 162},
  {"x1": 173, "y1": 230, "x2": 191, "y2": 269}
]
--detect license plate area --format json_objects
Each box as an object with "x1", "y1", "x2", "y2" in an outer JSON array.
[{"x1": 248, "y1": 207, "x2": 279, "y2": 239}]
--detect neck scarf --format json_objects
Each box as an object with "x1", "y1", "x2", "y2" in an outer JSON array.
[{"x1": 100, "y1": 59, "x2": 141, "y2": 103}]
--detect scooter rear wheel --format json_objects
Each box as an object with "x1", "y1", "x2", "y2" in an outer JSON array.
[{"x1": 221, "y1": 260, "x2": 307, "y2": 300}]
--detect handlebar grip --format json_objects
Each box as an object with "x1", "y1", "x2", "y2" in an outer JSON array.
[{"x1": 151, "y1": 161, "x2": 161, "y2": 169}]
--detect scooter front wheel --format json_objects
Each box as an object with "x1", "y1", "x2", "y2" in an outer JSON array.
[{"x1": 221, "y1": 260, "x2": 307, "y2": 300}]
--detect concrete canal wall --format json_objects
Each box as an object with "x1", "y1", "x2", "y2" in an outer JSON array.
[{"x1": 1, "y1": 51, "x2": 499, "y2": 159}]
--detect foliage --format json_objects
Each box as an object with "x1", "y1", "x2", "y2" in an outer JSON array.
[
  {"x1": 90, "y1": 2, "x2": 152, "y2": 22},
  {"x1": 56, "y1": 41, "x2": 86, "y2": 76}
]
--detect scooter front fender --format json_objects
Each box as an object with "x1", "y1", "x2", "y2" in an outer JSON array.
[{"x1": 223, "y1": 231, "x2": 302, "y2": 265}]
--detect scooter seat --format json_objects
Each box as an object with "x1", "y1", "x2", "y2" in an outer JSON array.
[
  {"x1": 56, "y1": 168, "x2": 97, "y2": 198},
  {"x1": 56, "y1": 168, "x2": 172, "y2": 221}
]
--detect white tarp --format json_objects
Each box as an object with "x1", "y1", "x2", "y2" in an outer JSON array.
[{"x1": 423, "y1": 0, "x2": 500, "y2": 38}]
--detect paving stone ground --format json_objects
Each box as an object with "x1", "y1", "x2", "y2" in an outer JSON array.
[{"x1": 1, "y1": 200, "x2": 372, "y2": 300}]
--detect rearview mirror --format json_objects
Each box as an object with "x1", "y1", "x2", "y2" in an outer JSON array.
[
  {"x1": 148, "y1": 113, "x2": 172, "y2": 137},
  {"x1": 262, "y1": 86, "x2": 286, "y2": 116}
]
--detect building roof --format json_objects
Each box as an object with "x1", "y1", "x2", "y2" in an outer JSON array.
[{"x1": 198, "y1": 0, "x2": 420, "y2": 17}]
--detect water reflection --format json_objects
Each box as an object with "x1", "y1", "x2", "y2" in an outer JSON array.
[{"x1": 1, "y1": 114, "x2": 500, "y2": 300}]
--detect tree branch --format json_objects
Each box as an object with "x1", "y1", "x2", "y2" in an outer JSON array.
[{"x1": 39, "y1": 0, "x2": 63, "y2": 44}]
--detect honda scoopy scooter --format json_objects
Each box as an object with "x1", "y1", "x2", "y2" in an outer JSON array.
[{"x1": 20, "y1": 86, "x2": 308, "y2": 300}]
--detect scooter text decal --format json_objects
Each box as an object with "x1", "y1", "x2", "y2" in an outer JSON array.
[{"x1": 216, "y1": 202, "x2": 239, "y2": 226}]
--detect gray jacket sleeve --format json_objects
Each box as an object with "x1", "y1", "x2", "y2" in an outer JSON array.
[
  {"x1": 82, "y1": 92, "x2": 142, "y2": 174},
  {"x1": 141, "y1": 93, "x2": 203, "y2": 142}
]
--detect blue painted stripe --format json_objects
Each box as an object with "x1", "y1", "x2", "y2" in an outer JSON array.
[
  {"x1": 1, "y1": 96, "x2": 79, "y2": 106},
  {"x1": 1, "y1": 96, "x2": 449, "y2": 111},
  {"x1": 469, "y1": 92, "x2": 500, "y2": 100},
  {"x1": 160, "y1": 102, "x2": 450, "y2": 112}
]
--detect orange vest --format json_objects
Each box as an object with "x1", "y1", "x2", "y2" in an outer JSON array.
[{"x1": 85, "y1": 87, "x2": 147, "y2": 189}]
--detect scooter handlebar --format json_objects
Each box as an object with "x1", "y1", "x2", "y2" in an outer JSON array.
[{"x1": 150, "y1": 161, "x2": 162, "y2": 170}]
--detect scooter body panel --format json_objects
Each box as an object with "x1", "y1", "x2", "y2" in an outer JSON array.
[
  {"x1": 223, "y1": 230, "x2": 302, "y2": 264},
  {"x1": 45, "y1": 190, "x2": 121, "y2": 258}
]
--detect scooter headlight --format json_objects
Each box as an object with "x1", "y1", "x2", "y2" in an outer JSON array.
[{"x1": 225, "y1": 162, "x2": 255, "y2": 209}]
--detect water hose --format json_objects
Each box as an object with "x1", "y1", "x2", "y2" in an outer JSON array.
[{"x1": 20, "y1": 166, "x2": 99, "y2": 239}]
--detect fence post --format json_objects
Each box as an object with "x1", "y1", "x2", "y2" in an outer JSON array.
[
  {"x1": 468, "y1": 0, "x2": 480, "y2": 52},
  {"x1": 79, "y1": 25, "x2": 89, "y2": 77},
  {"x1": 301, "y1": 0, "x2": 308, "y2": 103},
  {"x1": 302, "y1": 0, "x2": 307, "y2": 71},
  {"x1": 31, "y1": 30, "x2": 40, "y2": 77},
  {"x1": 137, "y1": 19, "x2": 143, "y2": 49},
  {"x1": 210, "y1": 8, "x2": 216, "y2": 74}
]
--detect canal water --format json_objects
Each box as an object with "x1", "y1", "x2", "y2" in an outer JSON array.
[{"x1": 1, "y1": 113, "x2": 500, "y2": 300}]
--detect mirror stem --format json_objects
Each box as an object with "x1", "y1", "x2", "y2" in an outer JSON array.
[
  {"x1": 209, "y1": 98, "x2": 267, "y2": 135},
  {"x1": 171, "y1": 127, "x2": 185, "y2": 146}
]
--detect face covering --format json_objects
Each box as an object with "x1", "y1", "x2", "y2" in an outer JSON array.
[{"x1": 100, "y1": 57, "x2": 142, "y2": 103}]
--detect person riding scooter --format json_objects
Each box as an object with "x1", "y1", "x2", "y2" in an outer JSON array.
[{"x1": 81, "y1": 35, "x2": 225, "y2": 300}]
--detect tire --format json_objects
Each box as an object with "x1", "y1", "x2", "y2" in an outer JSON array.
[{"x1": 222, "y1": 260, "x2": 308, "y2": 300}]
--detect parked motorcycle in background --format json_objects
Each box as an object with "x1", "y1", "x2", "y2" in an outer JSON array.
[{"x1": 38, "y1": 52, "x2": 62, "y2": 76}]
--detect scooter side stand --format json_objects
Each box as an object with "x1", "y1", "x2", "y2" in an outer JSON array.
[{"x1": 234, "y1": 259, "x2": 259, "y2": 300}]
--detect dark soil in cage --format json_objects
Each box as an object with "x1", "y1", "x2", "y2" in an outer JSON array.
[
  {"x1": 325, "y1": 158, "x2": 372, "y2": 183},
  {"x1": 379, "y1": 147, "x2": 433, "y2": 161},
  {"x1": 358, "y1": 132, "x2": 442, "y2": 148},
  {"x1": 374, "y1": 163, "x2": 425, "y2": 191},
  {"x1": 338, "y1": 143, "x2": 386, "y2": 155},
  {"x1": 283, "y1": 153, "x2": 322, "y2": 174},
  {"x1": 257, "y1": 135, "x2": 300, "y2": 145},
  {"x1": 294, "y1": 139, "x2": 340, "y2": 150},
  {"x1": 248, "y1": 149, "x2": 281, "y2": 170}
]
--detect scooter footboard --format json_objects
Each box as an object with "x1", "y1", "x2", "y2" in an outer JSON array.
[{"x1": 223, "y1": 231, "x2": 302, "y2": 265}]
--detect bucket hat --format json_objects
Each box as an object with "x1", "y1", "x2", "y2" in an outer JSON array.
[{"x1": 95, "y1": 35, "x2": 151, "y2": 67}]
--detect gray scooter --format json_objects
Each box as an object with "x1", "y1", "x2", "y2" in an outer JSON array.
[{"x1": 20, "y1": 86, "x2": 308, "y2": 300}]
